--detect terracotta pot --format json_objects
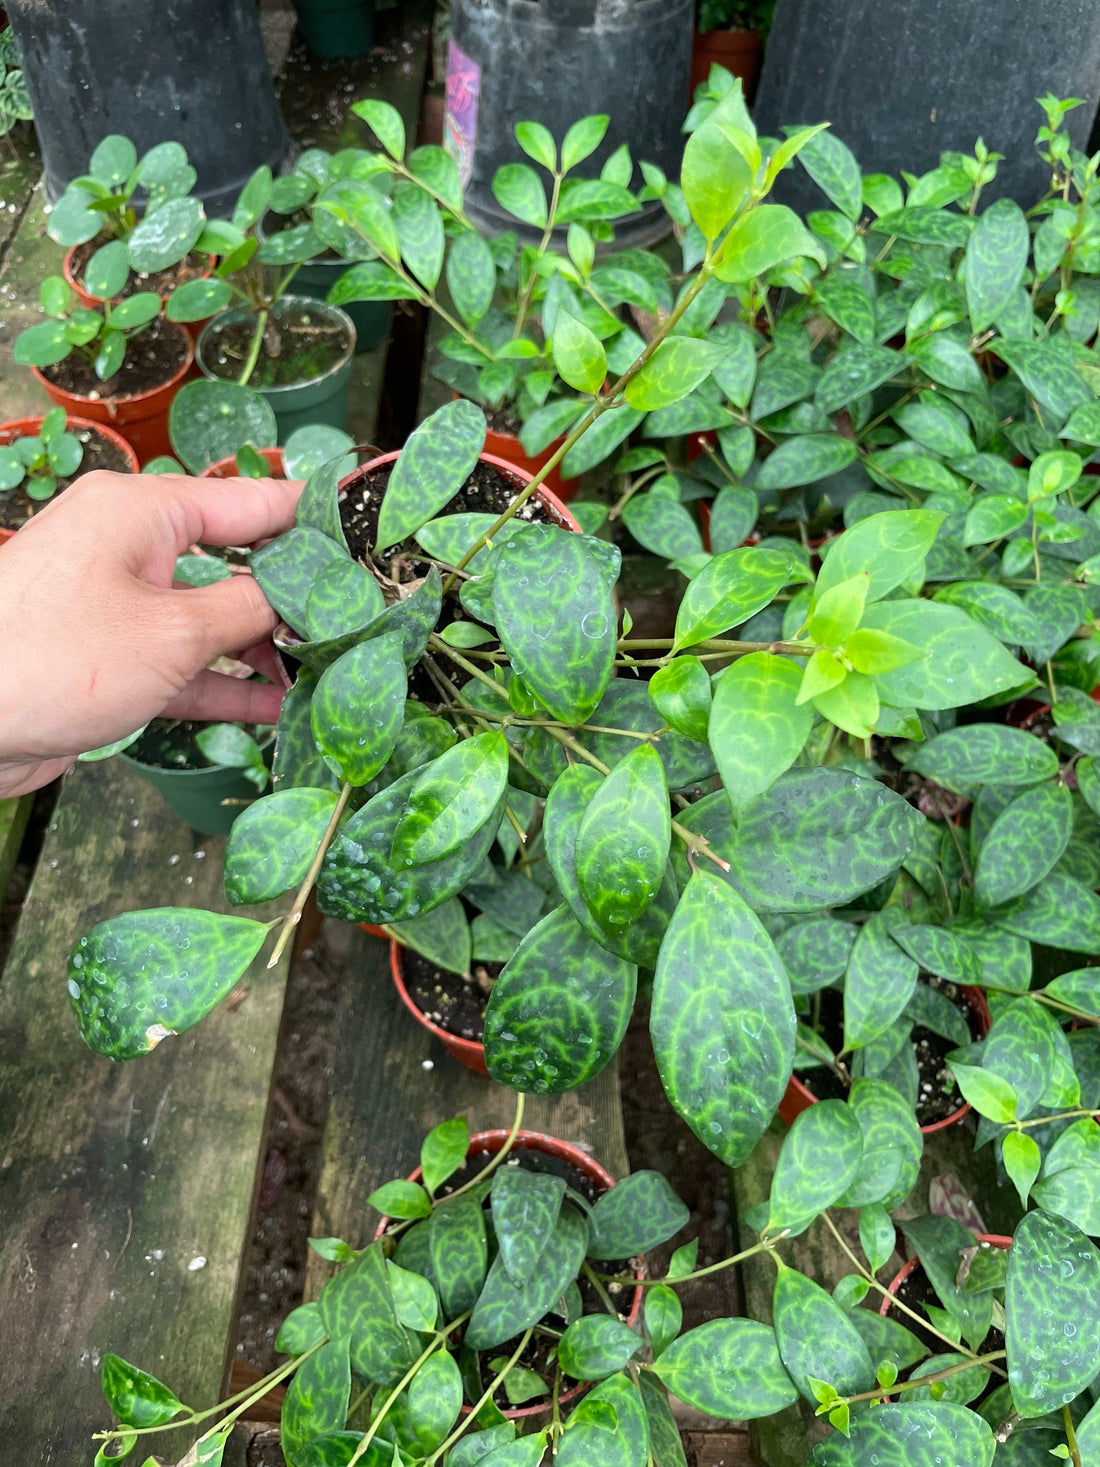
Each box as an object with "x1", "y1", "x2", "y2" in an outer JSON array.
[
  {"x1": 199, "y1": 447, "x2": 285, "y2": 479},
  {"x1": 32, "y1": 321, "x2": 194, "y2": 468},
  {"x1": 779, "y1": 985, "x2": 992, "y2": 1135},
  {"x1": 62, "y1": 243, "x2": 216, "y2": 341},
  {"x1": 483, "y1": 423, "x2": 578, "y2": 502},
  {"x1": 690, "y1": 26, "x2": 763, "y2": 99},
  {"x1": 881, "y1": 1233, "x2": 1012, "y2": 1319},
  {"x1": 390, "y1": 939, "x2": 488, "y2": 1076},
  {"x1": 374, "y1": 1128, "x2": 645, "y2": 1419},
  {"x1": 0, "y1": 413, "x2": 139, "y2": 546}
]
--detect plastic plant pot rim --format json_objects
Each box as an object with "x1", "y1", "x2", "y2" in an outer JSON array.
[
  {"x1": 121, "y1": 729, "x2": 275, "y2": 779},
  {"x1": 0, "y1": 414, "x2": 140, "y2": 545},
  {"x1": 31, "y1": 319, "x2": 195, "y2": 415},
  {"x1": 335, "y1": 447, "x2": 581, "y2": 533},
  {"x1": 199, "y1": 446, "x2": 286, "y2": 479},
  {"x1": 781, "y1": 984, "x2": 993, "y2": 1136},
  {"x1": 389, "y1": 938, "x2": 488, "y2": 1076},
  {"x1": 62, "y1": 242, "x2": 216, "y2": 308},
  {"x1": 879, "y1": 1232, "x2": 1013, "y2": 1317},
  {"x1": 195, "y1": 294, "x2": 357, "y2": 398},
  {"x1": 372, "y1": 1127, "x2": 646, "y2": 1419}
]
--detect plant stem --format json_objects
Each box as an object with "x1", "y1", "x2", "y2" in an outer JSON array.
[
  {"x1": 438, "y1": 1090, "x2": 527, "y2": 1206},
  {"x1": 582, "y1": 1260, "x2": 623, "y2": 1317},
  {"x1": 425, "y1": 1329, "x2": 535, "y2": 1465},
  {"x1": 267, "y1": 781, "x2": 352, "y2": 969},
  {"x1": 599, "y1": 1235, "x2": 784, "y2": 1289},
  {"x1": 838, "y1": 1350, "x2": 1006, "y2": 1407},
  {"x1": 236, "y1": 307, "x2": 269, "y2": 386},
  {"x1": 617, "y1": 636, "x2": 810, "y2": 656},
  {"x1": 346, "y1": 1326, "x2": 461, "y2": 1467},
  {"x1": 1065, "y1": 1403, "x2": 1084, "y2": 1467},
  {"x1": 1016, "y1": 1107, "x2": 1100, "y2": 1130},
  {"x1": 512, "y1": 171, "x2": 562, "y2": 338}
]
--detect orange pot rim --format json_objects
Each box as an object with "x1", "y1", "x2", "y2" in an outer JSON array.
[
  {"x1": 199, "y1": 446, "x2": 286, "y2": 479},
  {"x1": 389, "y1": 938, "x2": 488, "y2": 1075},
  {"x1": 31, "y1": 319, "x2": 195, "y2": 415},
  {"x1": 0, "y1": 413, "x2": 140, "y2": 470},
  {"x1": 62, "y1": 241, "x2": 215, "y2": 308},
  {"x1": 880, "y1": 1233, "x2": 1013, "y2": 1318}
]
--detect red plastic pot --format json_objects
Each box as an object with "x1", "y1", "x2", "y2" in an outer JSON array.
[
  {"x1": 374, "y1": 1128, "x2": 645, "y2": 1420},
  {"x1": 63, "y1": 244, "x2": 216, "y2": 342},
  {"x1": 200, "y1": 447, "x2": 285, "y2": 479},
  {"x1": 881, "y1": 1233, "x2": 1012, "y2": 1319},
  {"x1": 390, "y1": 939, "x2": 488, "y2": 1076},
  {"x1": 32, "y1": 321, "x2": 194, "y2": 468},
  {"x1": 690, "y1": 26, "x2": 764, "y2": 99},
  {"x1": 0, "y1": 413, "x2": 139, "y2": 546},
  {"x1": 779, "y1": 985, "x2": 992, "y2": 1135},
  {"x1": 483, "y1": 423, "x2": 578, "y2": 502}
]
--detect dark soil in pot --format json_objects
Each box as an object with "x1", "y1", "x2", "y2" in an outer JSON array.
[
  {"x1": 69, "y1": 234, "x2": 210, "y2": 301},
  {"x1": 403, "y1": 947, "x2": 495, "y2": 1043},
  {"x1": 0, "y1": 423, "x2": 130, "y2": 530},
  {"x1": 796, "y1": 979, "x2": 983, "y2": 1126},
  {"x1": 41, "y1": 317, "x2": 189, "y2": 399},
  {"x1": 202, "y1": 303, "x2": 350, "y2": 388},
  {"x1": 126, "y1": 718, "x2": 262, "y2": 771},
  {"x1": 484, "y1": 405, "x2": 522, "y2": 435}
]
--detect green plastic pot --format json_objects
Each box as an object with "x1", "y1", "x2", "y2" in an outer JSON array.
[
  {"x1": 120, "y1": 748, "x2": 271, "y2": 837},
  {"x1": 293, "y1": 0, "x2": 374, "y2": 59},
  {"x1": 293, "y1": 258, "x2": 391, "y2": 354},
  {"x1": 196, "y1": 295, "x2": 356, "y2": 442}
]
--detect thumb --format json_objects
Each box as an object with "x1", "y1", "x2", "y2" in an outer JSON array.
[{"x1": 174, "y1": 572, "x2": 281, "y2": 664}]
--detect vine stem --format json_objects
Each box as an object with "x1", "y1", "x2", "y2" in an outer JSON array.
[
  {"x1": 598, "y1": 1234, "x2": 785, "y2": 1289},
  {"x1": 425, "y1": 1329, "x2": 535, "y2": 1465},
  {"x1": 1015, "y1": 1107, "x2": 1100, "y2": 1130},
  {"x1": 1065, "y1": 1403, "x2": 1084, "y2": 1467},
  {"x1": 512, "y1": 168, "x2": 562, "y2": 339},
  {"x1": 617, "y1": 636, "x2": 810, "y2": 656},
  {"x1": 819, "y1": 1213, "x2": 1007, "y2": 1374},
  {"x1": 267, "y1": 781, "x2": 352, "y2": 969},
  {"x1": 346, "y1": 1313, "x2": 474, "y2": 1467},
  {"x1": 236, "y1": 307, "x2": 269, "y2": 386},
  {"x1": 442, "y1": 258, "x2": 718, "y2": 593},
  {"x1": 838, "y1": 1350, "x2": 1006, "y2": 1408}
]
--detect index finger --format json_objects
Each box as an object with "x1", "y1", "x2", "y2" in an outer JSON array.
[{"x1": 156, "y1": 474, "x2": 305, "y2": 550}]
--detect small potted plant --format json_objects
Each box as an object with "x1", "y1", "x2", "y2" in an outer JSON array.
[
  {"x1": 690, "y1": 0, "x2": 775, "y2": 98},
  {"x1": 0, "y1": 26, "x2": 33, "y2": 150},
  {"x1": 0, "y1": 406, "x2": 137, "y2": 544}
]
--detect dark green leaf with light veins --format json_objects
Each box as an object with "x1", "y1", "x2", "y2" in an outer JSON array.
[
  {"x1": 376, "y1": 399, "x2": 486, "y2": 550},
  {"x1": 767, "y1": 1100, "x2": 863, "y2": 1234},
  {"x1": 903, "y1": 982, "x2": 971, "y2": 1047},
  {"x1": 709, "y1": 483, "x2": 758, "y2": 551},
  {"x1": 558, "y1": 1317, "x2": 642, "y2": 1380},
  {"x1": 815, "y1": 343, "x2": 902, "y2": 416},
  {"x1": 295, "y1": 457, "x2": 347, "y2": 549},
  {"x1": 561, "y1": 404, "x2": 644, "y2": 479},
  {"x1": 622, "y1": 486, "x2": 705, "y2": 561},
  {"x1": 814, "y1": 273, "x2": 877, "y2": 343},
  {"x1": 673, "y1": 547, "x2": 795, "y2": 650},
  {"x1": 490, "y1": 1167, "x2": 565, "y2": 1285},
  {"x1": 311, "y1": 633, "x2": 406, "y2": 785},
  {"x1": 1032, "y1": 1119, "x2": 1100, "y2": 1233},
  {"x1": 654, "y1": 1319, "x2": 798, "y2": 1420},
  {"x1": 983, "y1": 999, "x2": 1072, "y2": 1119},
  {"x1": 650, "y1": 871, "x2": 795, "y2": 1165},
  {"x1": 276, "y1": 570, "x2": 441, "y2": 675},
  {"x1": 777, "y1": 917, "x2": 858, "y2": 994},
  {"x1": 836, "y1": 1080, "x2": 923, "y2": 1211},
  {"x1": 465, "y1": 1202, "x2": 587, "y2": 1350},
  {"x1": 910, "y1": 725, "x2": 1057, "y2": 789},
  {"x1": 483, "y1": 905, "x2": 636, "y2": 1093},
  {"x1": 796, "y1": 128, "x2": 863, "y2": 219},
  {"x1": 252, "y1": 527, "x2": 352, "y2": 635},
  {"x1": 1079, "y1": 757, "x2": 1100, "y2": 817},
  {"x1": 414, "y1": 513, "x2": 523, "y2": 575},
  {"x1": 69, "y1": 909, "x2": 268, "y2": 1060},
  {"x1": 645, "y1": 1286, "x2": 682, "y2": 1360},
  {"x1": 993, "y1": 336, "x2": 1093, "y2": 426},
  {"x1": 576, "y1": 743, "x2": 670, "y2": 935},
  {"x1": 392, "y1": 181, "x2": 445, "y2": 291},
  {"x1": 859, "y1": 600, "x2": 1031, "y2": 709},
  {"x1": 1006, "y1": 1210, "x2": 1100, "y2": 1417},
  {"x1": 449, "y1": 1425, "x2": 516, "y2": 1467},
  {"x1": 898, "y1": 1216, "x2": 989, "y2": 1347},
  {"x1": 275, "y1": 1301, "x2": 326, "y2": 1355},
  {"x1": 318, "y1": 767, "x2": 505, "y2": 924},
  {"x1": 756, "y1": 434, "x2": 858, "y2": 491},
  {"x1": 391, "y1": 732, "x2": 508, "y2": 867},
  {"x1": 995, "y1": 870, "x2": 1100, "y2": 953},
  {"x1": 773, "y1": 1264, "x2": 875, "y2": 1401},
  {"x1": 675, "y1": 768, "x2": 923, "y2": 912},
  {"x1": 709, "y1": 652, "x2": 812, "y2": 819},
  {"x1": 100, "y1": 1354, "x2": 185, "y2": 1429},
  {"x1": 543, "y1": 762, "x2": 677, "y2": 968},
  {"x1": 588, "y1": 1170, "x2": 689, "y2": 1257},
  {"x1": 816, "y1": 510, "x2": 942, "y2": 602},
  {"x1": 889, "y1": 923, "x2": 982, "y2": 984},
  {"x1": 429, "y1": 1192, "x2": 488, "y2": 1320},
  {"x1": 1024, "y1": 584, "x2": 1087, "y2": 665},
  {"x1": 846, "y1": 1312, "x2": 930, "y2": 1373},
  {"x1": 404, "y1": 1350, "x2": 462, "y2": 1453},
  {"x1": 638, "y1": 1374, "x2": 688, "y2": 1467},
  {"x1": 963, "y1": 198, "x2": 1029, "y2": 331},
  {"x1": 585, "y1": 680, "x2": 715, "y2": 792},
  {"x1": 318, "y1": 1241, "x2": 418, "y2": 1385},
  {"x1": 225, "y1": 788, "x2": 339, "y2": 905},
  {"x1": 274, "y1": 671, "x2": 340, "y2": 793},
  {"x1": 447, "y1": 231, "x2": 496, "y2": 327},
  {"x1": 843, "y1": 912, "x2": 918, "y2": 1049},
  {"x1": 974, "y1": 782, "x2": 1072, "y2": 908},
  {"x1": 649, "y1": 657, "x2": 711, "y2": 744},
  {"x1": 305, "y1": 560, "x2": 385, "y2": 643},
  {"x1": 390, "y1": 899, "x2": 471, "y2": 977},
  {"x1": 281, "y1": 1337, "x2": 351, "y2": 1456},
  {"x1": 1045, "y1": 968, "x2": 1100, "y2": 1017},
  {"x1": 810, "y1": 1402, "x2": 995, "y2": 1467},
  {"x1": 555, "y1": 1372, "x2": 649, "y2": 1467}
]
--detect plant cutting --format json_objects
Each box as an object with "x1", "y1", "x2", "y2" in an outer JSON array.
[
  {"x1": 12, "y1": 276, "x2": 192, "y2": 464},
  {"x1": 45, "y1": 133, "x2": 212, "y2": 309},
  {"x1": 0, "y1": 407, "x2": 137, "y2": 540},
  {"x1": 325, "y1": 100, "x2": 657, "y2": 494},
  {"x1": 167, "y1": 164, "x2": 358, "y2": 438}
]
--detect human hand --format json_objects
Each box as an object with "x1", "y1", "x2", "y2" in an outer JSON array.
[{"x1": 0, "y1": 470, "x2": 303, "y2": 799}]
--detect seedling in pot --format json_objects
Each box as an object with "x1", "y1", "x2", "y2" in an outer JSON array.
[
  {"x1": 0, "y1": 406, "x2": 82, "y2": 502},
  {"x1": 13, "y1": 275, "x2": 162, "y2": 382}
]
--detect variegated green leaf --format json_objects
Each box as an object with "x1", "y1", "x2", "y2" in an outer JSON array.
[
  {"x1": 429, "y1": 1192, "x2": 487, "y2": 1320},
  {"x1": 224, "y1": 787, "x2": 340, "y2": 905},
  {"x1": 1006, "y1": 1210, "x2": 1100, "y2": 1417},
  {"x1": 773, "y1": 1263, "x2": 875, "y2": 1401},
  {"x1": 1032, "y1": 1118, "x2": 1100, "y2": 1233},
  {"x1": 898, "y1": 1216, "x2": 989, "y2": 1348},
  {"x1": 490, "y1": 1166, "x2": 565, "y2": 1286},
  {"x1": 277, "y1": 569, "x2": 442, "y2": 675},
  {"x1": 311, "y1": 633, "x2": 407, "y2": 785},
  {"x1": 638, "y1": 1373, "x2": 688, "y2": 1467},
  {"x1": 810, "y1": 1402, "x2": 995, "y2": 1467},
  {"x1": 767, "y1": 1100, "x2": 864, "y2": 1235},
  {"x1": 982, "y1": 998, "x2": 1074, "y2": 1119},
  {"x1": 588, "y1": 1170, "x2": 689, "y2": 1257},
  {"x1": 836, "y1": 1080, "x2": 923, "y2": 1211},
  {"x1": 648, "y1": 656, "x2": 711, "y2": 743},
  {"x1": 889, "y1": 923, "x2": 982, "y2": 985},
  {"x1": 558, "y1": 1317, "x2": 642, "y2": 1380},
  {"x1": 847, "y1": 1310, "x2": 929, "y2": 1373},
  {"x1": 859, "y1": 600, "x2": 1031, "y2": 710},
  {"x1": 492, "y1": 524, "x2": 617, "y2": 723},
  {"x1": 909, "y1": 725, "x2": 1057, "y2": 789},
  {"x1": 644, "y1": 1286, "x2": 683, "y2": 1360},
  {"x1": 376, "y1": 399, "x2": 486, "y2": 550},
  {"x1": 974, "y1": 782, "x2": 1072, "y2": 909},
  {"x1": 709, "y1": 652, "x2": 812, "y2": 819},
  {"x1": 318, "y1": 1241, "x2": 418, "y2": 1385},
  {"x1": 281, "y1": 1337, "x2": 351, "y2": 1456},
  {"x1": 465, "y1": 1202, "x2": 588, "y2": 1351},
  {"x1": 274, "y1": 671, "x2": 340, "y2": 793},
  {"x1": 252, "y1": 527, "x2": 353, "y2": 635},
  {"x1": 100, "y1": 1354, "x2": 185, "y2": 1429},
  {"x1": 843, "y1": 912, "x2": 918, "y2": 1049},
  {"x1": 295, "y1": 456, "x2": 348, "y2": 549},
  {"x1": 575, "y1": 743, "x2": 670, "y2": 936},
  {"x1": 404, "y1": 1349, "x2": 462, "y2": 1453},
  {"x1": 655, "y1": 1319, "x2": 799, "y2": 1419},
  {"x1": 776, "y1": 917, "x2": 858, "y2": 995},
  {"x1": 585, "y1": 680, "x2": 715, "y2": 792},
  {"x1": 673, "y1": 547, "x2": 796, "y2": 651},
  {"x1": 390, "y1": 732, "x2": 508, "y2": 867},
  {"x1": 389, "y1": 899, "x2": 471, "y2": 977},
  {"x1": 650, "y1": 871, "x2": 795, "y2": 1165},
  {"x1": 305, "y1": 559, "x2": 386, "y2": 643},
  {"x1": 555, "y1": 1372, "x2": 649, "y2": 1467},
  {"x1": 483, "y1": 905, "x2": 636, "y2": 1094},
  {"x1": 69, "y1": 910, "x2": 268, "y2": 1060},
  {"x1": 995, "y1": 870, "x2": 1100, "y2": 953}
]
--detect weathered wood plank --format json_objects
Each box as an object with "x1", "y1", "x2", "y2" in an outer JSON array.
[
  {"x1": 304, "y1": 922, "x2": 629, "y2": 1300},
  {"x1": 0, "y1": 183, "x2": 55, "y2": 422},
  {"x1": 0, "y1": 759, "x2": 291, "y2": 1462},
  {"x1": 0, "y1": 792, "x2": 32, "y2": 907}
]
